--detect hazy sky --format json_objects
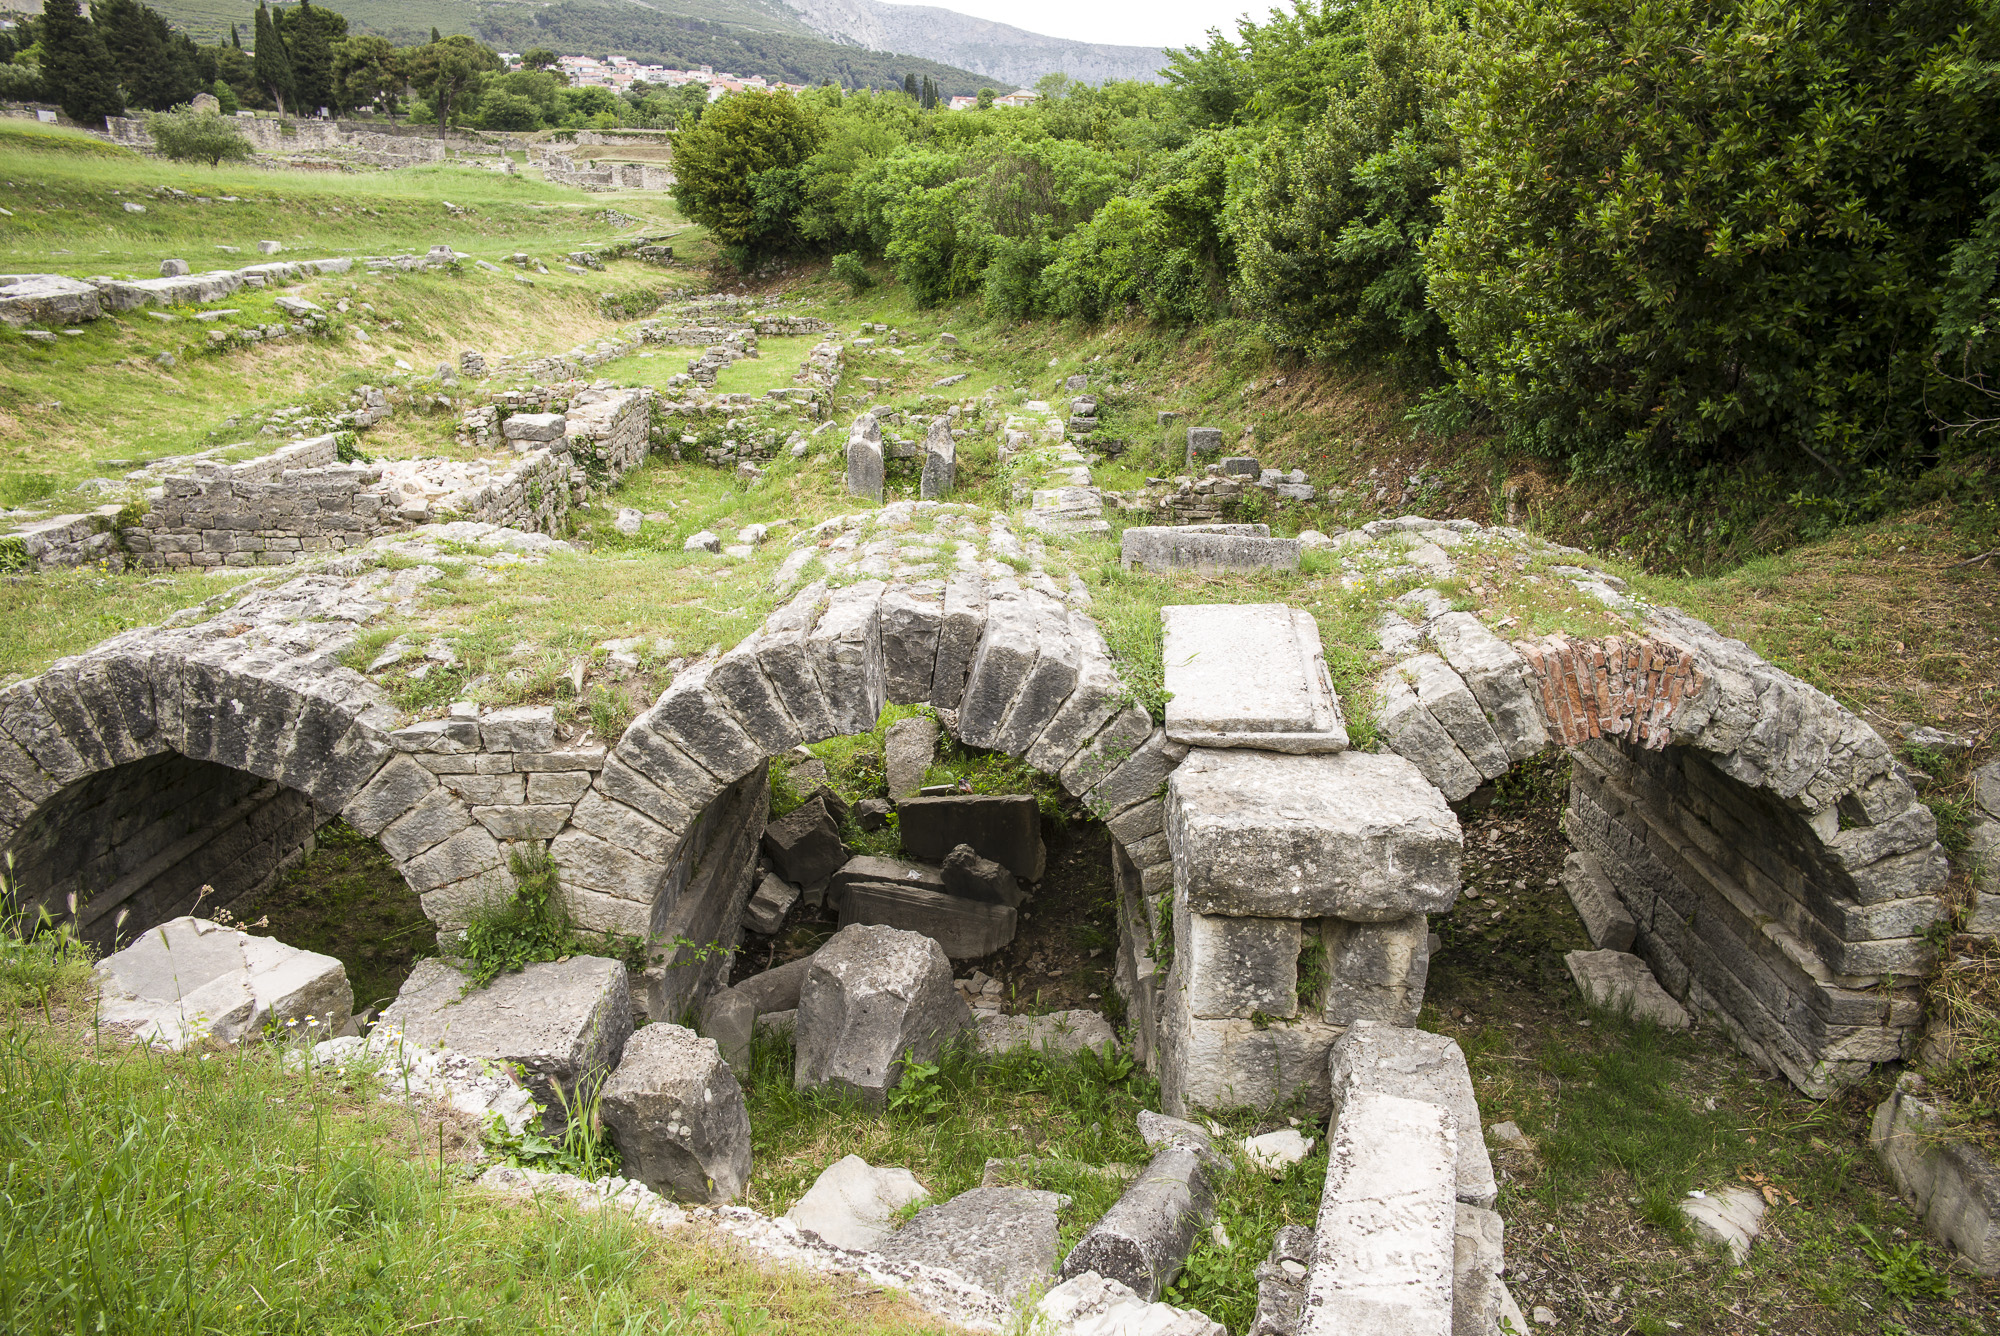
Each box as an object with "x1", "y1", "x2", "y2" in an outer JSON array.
[{"x1": 874, "y1": 0, "x2": 1271, "y2": 51}]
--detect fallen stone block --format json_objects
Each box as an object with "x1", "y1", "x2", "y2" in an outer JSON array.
[
  {"x1": 1168, "y1": 749, "x2": 1461, "y2": 921},
  {"x1": 976, "y1": 1009, "x2": 1118, "y2": 1057},
  {"x1": 731, "y1": 954, "x2": 817, "y2": 1014},
  {"x1": 1122, "y1": 526, "x2": 1300, "y2": 575},
  {"x1": 1564, "y1": 950, "x2": 1689, "y2": 1028},
  {"x1": 94, "y1": 916, "x2": 352, "y2": 1049},
  {"x1": 1248, "y1": 1224, "x2": 1315, "y2": 1336},
  {"x1": 1059, "y1": 1143, "x2": 1215, "y2": 1301},
  {"x1": 742, "y1": 870, "x2": 801, "y2": 935},
  {"x1": 785, "y1": 1154, "x2": 930, "y2": 1251},
  {"x1": 1680, "y1": 1186, "x2": 1766, "y2": 1264},
  {"x1": 697, "y1": 986, "x2": 755, "y2": 1070},
  {"x1": 1243, "y1": 1129, "x2": 1315, "y2": 1176},
  {"x1": 943, "y1": 842, "x2": 1024, "y2": 908},
  {"x1": 0, "y1": 274, "x2": 103, "y2": 326},
  {"x1": 829, "y1": 853, "x2": 945, "y2": 906},
  {"x1": 761, "y1": 798, "x2": 847, "y2": 887},
  {"x1": 898, "y1": 792, "x2": 1046, "y2": 881},
  {"x1": 600, "y1": 1022, "x2": 752, "y2": 1204},
  {"x1": 1327, "y1": 1020, "x2": 1495, "y2": 1209},
  {"x1": 884, "y1": 712, "x2": 938, "y2": 800},
  {"x1": 1870, "y1": 1076, "x2": 2000, "y2": 1275},
  {"x1": 794, "y1": 923, "x2": 973, "y2": 1109},
  {"x1": 1560, "y1": 850, "x2": 1636, "y2": 952},
  {"x1": 379, "y1": 956, "x2": 631, "y2": 1134},
  {"x1": 1301, "y1": 1091, "x2": 1456, "y2": 1336},
  {"x1": 1162, "y1": 604, "x2": 1348, "y2": 753},
  {"x1": 1038, "y1": 1271, "x2": 1226, "y2": 1336},
  {"x1": 839, "y1": 879, "x2": 1018, "y2": 958},
  {"x1": 879, "y1": 1186, "x2": 1067, "y2": 1302}
]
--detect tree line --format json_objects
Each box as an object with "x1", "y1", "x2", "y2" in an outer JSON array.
[
  {"x1": 2, "y1": 0, "x2": 722, "y2": 135},
  {"x1": 669, "y1": 0, "x2": 2000, "y2": 510}
]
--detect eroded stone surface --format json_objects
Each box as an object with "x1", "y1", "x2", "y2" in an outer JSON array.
[
  {"x1": 879, "y1": 1186, "x2": 1067, "y2": 1301},
  {"x1": 600, "y1": 1022, "x2": 752, "y2": 1204},
  {"x1": 785, "y1": 1154, "x2": 930, "y2": 1252},
  {"x1": 1161, "y1": 604, "x2": 1348, "y2": 753},
  {"x1": 794, "y1": 923, "x2": 973, "y2": 1108},
  {"x1": 95, "y1": 916, "x2": 352, "y2": 1048},
  {"x1": 1327, "y1": 1020, "x2": 1496, "y2": 1209}
]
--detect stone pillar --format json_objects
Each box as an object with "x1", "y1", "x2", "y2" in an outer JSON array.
[{"x1": 1157, "y1": 748, "x2": 1461, "y2": 1117}]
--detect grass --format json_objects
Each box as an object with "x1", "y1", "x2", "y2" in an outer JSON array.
[
  {"x1": 0, "y1": 1016, "x2": 953, "y2": 1335},
  {"x1": 0, "y1": 564, "x2": 261, "y2": 686},
  {"x1": 737, "y1": 1026, "x2": 1152, "y2": 1246}
]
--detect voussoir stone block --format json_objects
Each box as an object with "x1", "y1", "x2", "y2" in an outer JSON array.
[
  {"x1": 600, "y1": 1022, "x2": 752, "y2": 1204},
  {"x1": 793, "y1": 923, "x2": 973, "y2": 1109},
  {"x1": 379, "y1": 956, "x2": 632, "y2": 1134},
  {"x1": 1168, "y1": 749, "x2": 1461, "y2": 921},
  {"x1": 1426, "y1": 611, "x2": 1549, "y2": 763},
  {"x1": 807, "y1": 581, "x2": 886, "y2": 736},
  {"x1": 342, "y1": 753, "x2": 437, "y2": 837},
  {"x1": 1375, "y1": 669, "x2": 1483, "y2": 803}
]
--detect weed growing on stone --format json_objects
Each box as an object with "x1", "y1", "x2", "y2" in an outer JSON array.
[{"x1": 459, "y1": 847, "x2": 645, "y2": 986}]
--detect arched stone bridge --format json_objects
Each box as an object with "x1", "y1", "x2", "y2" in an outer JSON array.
[{"x1": 0, "y1": 516, "x2": 1945, "y2": 1107}]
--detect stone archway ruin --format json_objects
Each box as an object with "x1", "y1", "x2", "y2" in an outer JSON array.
[{"x1": 0, "y1": 513, "x2": 1947, "y2": 1112}]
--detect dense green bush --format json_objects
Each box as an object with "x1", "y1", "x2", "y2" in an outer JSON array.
[
  {"x1": 670, "y1": 90, "x2": 830, "y2": 265},
  {"x1": 1236, "y1": 0, "x2": 1459, "y2": 371},
  {"x1": 1427, "y1": 0, "x2": 2000, "y2": 486}
]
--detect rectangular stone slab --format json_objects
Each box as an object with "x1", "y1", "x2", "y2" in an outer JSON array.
[
  {"x1": 839, "y1": 880, "x2": 1017, "y2": 958},
  {"x1": 1301, "y1": 1091, "x2": 1456, "y2": 1336},
  {"x1": 1168, "y1": 749, "x2": 1461, "y2": 921},
  {"x1": 1122, "y1": 527, "x2": 1300, "y2": 574},
  {"x1": 1162, "y1": 604, "x2": 1348, "y2": 753},
  {"x1": 897, "y1": 793, "x2": 1046, "y2": 882}
]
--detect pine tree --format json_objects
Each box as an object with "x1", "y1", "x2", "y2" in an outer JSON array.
[
  {"x1": 252, "y1": 1, "x2": 294, "y2": 114},
  {"x1": 40, "y1": 0, "x2": 125, "y2": 128}
]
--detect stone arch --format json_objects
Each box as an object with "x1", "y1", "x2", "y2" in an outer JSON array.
[
  {"x1": 1372, "y1": 604, "x2": 1949, "y2": 1097},
  {"x1": 549, "y1": 573, "x2": 1186, "y2": 1018}
]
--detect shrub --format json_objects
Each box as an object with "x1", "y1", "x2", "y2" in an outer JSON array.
[
  {"x1": 1427, "y1": 0, "x2": 2000, "y2": 490},
  {"x1": 670, "y1": 91, "x2": 829, "y2": 260},
  {"x1": 145, "y1": 104, "x2": 251, "y2": 166},
  {"x1": 1236, "y1": 0, "x2": 1460, "y2": 372},
  {"x1": 830, "y1": 250, "x2": 874, "y2": 293}
]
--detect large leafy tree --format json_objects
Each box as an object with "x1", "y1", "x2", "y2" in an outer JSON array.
[
  {"x1": 671, "y1": 91, "x2": 829, "y2": 263},
  {"x1": 1427, "y1": 0, "x2": 2000, "y2": 485},
  {"x1": 331, "y1": 34, "x2": 405, "y2": 117},
  {"x1": 39, "y1": 0, "x2": 123, "y2": 128},
  {"x1": 406, "y1": 35, "x2": 500, "y2": 135}
]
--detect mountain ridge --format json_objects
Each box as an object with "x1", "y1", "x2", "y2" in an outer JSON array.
[{"x1": 781, "y1": 0, "x2": 1169, "y2": 86}]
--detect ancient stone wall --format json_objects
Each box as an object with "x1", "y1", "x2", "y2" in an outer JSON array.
[
  {"x1": 122, "y1": 390, "x2": 650, "y2": 569},
  {"x1": 102, "y1": 115, "x2": 517, "y2": 166}
]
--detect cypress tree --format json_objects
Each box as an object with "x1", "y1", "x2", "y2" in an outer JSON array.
[
  {"x1": 252, "y1": 2, "x2": 294, "y2": 114},
  {"x1": 903, "y1": 71, "x2": 916, "y2": 100},
  {"x1": 40, "y1": 0, "x2": 125, "y2": 128},
  {"x1": 283, "y1": 0, "x2": 334, "y2": 114},
  {"x1": 230, "y1": 23, "x2": 241, "y2": 49}
]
